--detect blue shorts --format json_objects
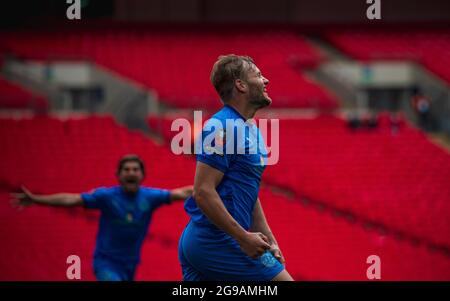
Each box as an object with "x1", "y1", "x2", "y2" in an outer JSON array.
[
  {"x1": 178, "y1": 220, "x2": 284, "y2": 281},
  {"x1": 93, "y1": 255, "x2": 137, "y2": 281}
]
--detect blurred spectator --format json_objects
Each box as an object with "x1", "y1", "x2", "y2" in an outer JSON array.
[
  {"x1": 347, "y1": 111, "x2": 379, "y2": 131},
  {"x1": 365, "y1": 112, "x2": 379, "y2": 130},
  {"x1": 411, "y1": 89, "x2": 431, "y2": 131},
  {"x1": 347, "y1": 112, "x2": 361, "y2": 130}
]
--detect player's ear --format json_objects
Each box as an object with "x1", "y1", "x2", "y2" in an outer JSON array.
[{"x1": 235, "y1": 79, "x2": 247, "y2": 94}]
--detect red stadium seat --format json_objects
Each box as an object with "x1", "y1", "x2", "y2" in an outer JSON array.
[{"x1": 0, "y1": 76, "x2": 48, "y2": 110}]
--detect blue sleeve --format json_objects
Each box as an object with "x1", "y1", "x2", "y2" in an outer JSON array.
[
  {"x1": 195, "y1": 119, "x2": 235, "y2": 173},
  {"x1": 81, "y1": 187, "x2": 108, "y2": 209},
  {"x1": 146, "y1": 188, "x2": 171, "y2": 209}
]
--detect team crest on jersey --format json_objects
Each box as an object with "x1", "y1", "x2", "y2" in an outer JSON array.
[
  {"x1": 138, "y1": 200, "x2": 150, "y2": 211},
  {"x1": 260, "y1": 252, "x2": 277, "y2": 268},
  {"x1": 205, "y1": 145, "x2": 224, "y2": 156},
  {"x1": 215, "y1": 129, "x2": 226, "y2": 147},
  {"x1": 204, "y1": 129, "x2": 226, "y2": 156}
]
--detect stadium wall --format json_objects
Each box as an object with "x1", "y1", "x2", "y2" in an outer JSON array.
[{"x1": 114, "y1": 0, "x2": 450, "y2": 24}]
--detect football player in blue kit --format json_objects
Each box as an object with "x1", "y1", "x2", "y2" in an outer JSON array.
[
  {"x1": 11, "y1": 154, "x2": 193, "y2": 281},
  {"x1": 178, "y1": 55, "x2": 293, "y2": 281}
]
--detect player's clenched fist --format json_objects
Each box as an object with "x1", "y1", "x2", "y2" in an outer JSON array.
[{"x1": 237, "y1": 232, "x2": 271, "y2": 258}]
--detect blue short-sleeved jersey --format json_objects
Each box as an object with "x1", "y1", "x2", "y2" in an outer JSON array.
[
  {"x1": 180, "y1": 105, "x2": 283, "y2": 281},
  {"x1": 81, "y1": 186, "x2": 170, "y2": 265},
  {"x1": 184, "y1": 104, "x2": 268, "y2": 230}
]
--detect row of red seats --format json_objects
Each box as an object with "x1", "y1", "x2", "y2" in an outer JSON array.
[
  {"x1": 326, "y1": 29, "x2": 450, "y2": 84},
  {"x1": 148, "y1": 112, "x2": 450, "y2": 249},
  {"x1": 3, "y1": 184, "x2": 449, "y2": 280},
  {"x1": 264, "y1": 115, "x2": 450, "y2": 249},
  {"x1": 0, "y1": 115, "x2": 194, "y2": 280},
  {"x1": 0, "y1": 27, "x2": 337, "y2": 109},
  {"x1": 0, "y1": 190, "x2": 188, "y2": 280},
  {"x1": 259, "y1": 188, "x2": 450, "y2": 280},
  {"x1": 0, "y1": 76, "x2": 48, "y2": 110},
  {"x1": 1, "y1": 115, "x2": 449, "y2": 279},
  {"x1": 0, "y1": 115, "x2": 195, "y2": 195}
]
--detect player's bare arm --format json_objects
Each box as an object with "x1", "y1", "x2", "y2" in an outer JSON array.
[
  {"x1": 169, "y1": 185, "x2": 193, "y2": 201},
  {"x1": 250, "y1": 198, "x2": 285, "y2": 264},
  {"x1": 193, "y1": 161, "x2": 271, "y2": 258},
  {"x1": 10, "y1": 185, "x2": 83, "y2": 209}
]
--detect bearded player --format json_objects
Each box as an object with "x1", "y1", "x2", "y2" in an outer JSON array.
[{"x1": 178, "y1": 55, "x2": 293, "y2": 281}]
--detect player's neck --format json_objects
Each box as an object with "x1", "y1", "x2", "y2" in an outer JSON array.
[
  {"x1": 226, "y1": 101, "x2": 257, "y2": 120},
  {"x1": 121, "y1": 186, "x2": 140, "y2": 195}
]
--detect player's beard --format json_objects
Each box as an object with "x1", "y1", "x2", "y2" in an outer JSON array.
[{"x1": 248, "y1": 84, "x2": 272, "y2": 109}]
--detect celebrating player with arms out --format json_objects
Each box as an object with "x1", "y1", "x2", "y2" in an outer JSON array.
[{"x1": 11, "y1": 154, "x2": 193, "y2": 281}]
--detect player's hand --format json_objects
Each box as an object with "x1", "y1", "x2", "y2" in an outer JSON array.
[
  {"x1": 238, "y1": 232, "x2": 271, "y2": 259},
  {"x1": 270, "y1": 244, "x2": 285, "y2": 265},
  {"x1": 10, "y1": 186, "x2": 35, "y2": 210}
]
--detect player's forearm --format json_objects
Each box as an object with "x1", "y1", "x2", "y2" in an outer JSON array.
[
  {"x1": 251, "y1": 218, "x2": 278, "y2": 245},
  {"x1": 170, "y1": 185, "x2": 194, "y2": 201},
  {"x1": 179, "y1": 186, "x2": 193, "y2": 199},
  {"x1": 194, "y1": 187, "x2": 248, "y2": 242},
  {"x1": 251, "y1": 200, "x2": 278, "y2": 245},
  {"x1": 31, "y1": 193, "x2": 82, "y2": 207}
]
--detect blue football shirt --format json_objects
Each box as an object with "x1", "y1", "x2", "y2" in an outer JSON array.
[
  {"x1": 184, "y1": 104, "x2": 268, "y2": 230},
  {"x1": 81, "y1": 186, "x2": 170, "y2": 264}
]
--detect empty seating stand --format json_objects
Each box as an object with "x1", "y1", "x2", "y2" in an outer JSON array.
[
  {"x1": 326, "y1": 29, "x2": 450, "y2": 84},
  {"x1": 264, "y1": 115, "x2": 450, "y2": 249},
  {"x1": 259, "y1": 188, "x2": 450, "y2": 280},
  {"x1": 0, "y1": 115, "x2": 194, "y2": 280},
  {"x1": 0, "y1": 115, "x2": 449, "y2": 280},
  {"x1": 0, "y1": 26, "x2": 337, "y2": 109}
]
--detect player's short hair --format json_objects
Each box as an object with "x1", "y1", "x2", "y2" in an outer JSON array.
[
  {"x1": 210, "y1": 54, "x2": 255, "y2": 102},
  {"x1": 117, "y1": 154, "x2": 145, "y2": 176}
]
